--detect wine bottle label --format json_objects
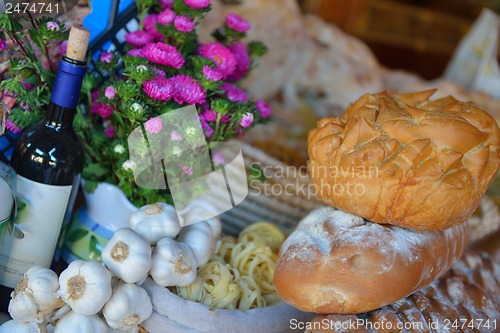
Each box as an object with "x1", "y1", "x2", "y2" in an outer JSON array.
[{"x1": 0, "y1": 175, "x2": 71, "y2": 288}]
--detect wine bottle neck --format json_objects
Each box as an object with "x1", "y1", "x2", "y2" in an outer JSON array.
[{"x1": 47, "y1": 56, "x2": 87, "y2": 128}]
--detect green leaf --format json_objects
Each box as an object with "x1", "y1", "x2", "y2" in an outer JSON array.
[
  {"x1": 84, "y1": 163, "x2": 110, "y2": 178},
  {"x1": 83, "y1": 180, "x2": 100, "y2": 194},
  {"x1": 248, "y1": 41, "x2": 268, "y2": 58},
  {"x1": 65, "y1": 229, "x2": 89, "y2": 243}
]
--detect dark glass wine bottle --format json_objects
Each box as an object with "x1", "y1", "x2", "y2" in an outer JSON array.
[{"x1": 0, "y1": 27, "x2": 89, "y2": 311}]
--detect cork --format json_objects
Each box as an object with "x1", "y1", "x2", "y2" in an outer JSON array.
[{"x1": 66, "y1": 26, "x2": 91, "y2": 62}]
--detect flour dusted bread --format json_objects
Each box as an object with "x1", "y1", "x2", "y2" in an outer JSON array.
[
  {"x1": 308, "y1": 90, "x2": 500, "y2": 230},
  {"x1": 305, "y1": 250, "x2": 500, "y2": 333},
  {"x1": 273, "y1": 208, "x2": 469, "y2": 314}
]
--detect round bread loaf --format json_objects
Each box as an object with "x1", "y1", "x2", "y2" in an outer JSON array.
[
  {"x1": 273, "y1": 207, "x2": 469, "y2": 314},
  {"x1": 308, "y1": 90, "x2": 500, "y2": 230}
]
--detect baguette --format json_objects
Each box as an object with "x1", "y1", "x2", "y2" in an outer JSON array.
[{"x1": 273, "y1": 207, "x2": 469, "y2": 314}]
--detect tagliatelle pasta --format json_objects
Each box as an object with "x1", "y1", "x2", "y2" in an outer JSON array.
[{"x1": 175, "y1": 222, "x2": 285, "y2": 310}]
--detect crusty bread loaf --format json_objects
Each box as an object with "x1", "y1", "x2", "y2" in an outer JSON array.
[
  {"x1": 273, "y1": 208, "x2": 469, "y2": 314},
  {"x1": 304, "y1": 250, "x2": 500, "y2": 333},
  {"x1": 308, "y1": 90, "x2": 500, "y2": 230}
]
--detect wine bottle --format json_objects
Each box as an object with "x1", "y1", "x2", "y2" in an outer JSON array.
[{"x1": 0, "y1": 27, "x2": 89, "y2": 297}]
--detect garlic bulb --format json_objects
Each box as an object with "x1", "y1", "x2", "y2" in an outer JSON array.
[
  {"x1": 8, "y1": 265, "x2": 63, "y2": 322},
  {"x1": 150, "y1": 238, "x2": 197, "y2": 287},
  {"x1": 129, "y1": 203, "x2": 181, "y2": 244},
  {"x1": 0, "y1": 320, "x2": 42, "y2": 333},
  {"x1": 177, "y1": 221, "x2": 215, "y2": 266},
  {"x1": 103, "y1": 283, "x2": 152, "y2": 332},
  {"x1": 53, "y1": 311, "x2": 108, "y2": 333},
  {"x1": 102, "y1": 228, "x2": 152, "y2": 283},
  {"x1": 8, "y1": 291, "x2": 39, "y2": 323},
  {"x1": 57, "y1": 260, "x2": 112, "y2": 316}
]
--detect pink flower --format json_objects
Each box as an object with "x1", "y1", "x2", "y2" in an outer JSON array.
[
  {"x1": 228, "y1": 43, "x2": 251, "y2": 81},
  {"x1": 59, "y1": 41, "x2": 68, "y2": 55},
  {"x1": 174, "y1": 16, "x2": 195, "y2": 33},
  {"x1": 198, "y1": 43, "x2": 237, "y2": 78},
  {"x1": 221, "y1": 83, "x2": 248, "y2": 102},
  {"x1": 184, "y1": 0, "x2": 210, "y2": 9},
  {"x1": 171, "y1": 130, "x2": 182, "y2": 141},
  {"x1": 20, "y1": 102, "x2": 29, "y2": 110},
  {"x1": 160, "y1": 0, "x2": 174, "y2": 9},
  {"x1": 226, "y1": 13, "x2": 251, "y2": 33},
  {"x1": 200, "y1": 120, "x2": 214, "y2": 137},
  {"x1": 145, "y1": 117, "x2": 163, "y2": 134},
  {"x1": 126, "y1": 48, "x2": 145, "y2": 58},
  {"x1": 5, "y1": 119, "x2": 21, "y2": 134},
  {"x1": 240, "y1": 112, "x2": 254, "y2": 128},
  {"x1": 20, "y1": 78, "x2": 34, "y2": 90},
  {"x1": 91, "y1": 90, "x2": 100, "y2": 101},
  {"x1": 152, "y1": 67, "x2": 166, "y2": 77},
  {"x1": 220, "y1": 114, "x2": 230, "y2": 123},
  {"x1": 46, "y1": 21, "x2": 59, "y2": 32},
  {"x1": 200, "y1": 109, "x2": 217, "y2": 122},
  {"x1": 256, "y1": 100, "x2": 271, "y2": 118},
  {"x1": 104, "y1": 126, "x2": 116, "y2": 139},
  {"x1": 144, "y1": 14, "x2": 164, "y2": 41},
  {"x1": 143, "y1": 77, "x2": 175, "y2": 101},
  {"x1": 213, "y1": 152, "x2": 225, "y2": 165},
  {"x1": 92, "y1": 102, "x2": 114, "y2": 118},
  {"x1": 2, "y1": 95, "x2": 15, "y2": 109},
  {"x1": 125, "y1": 31, "x2": 154, "y2": 48},
  {"x1": 143, "y1": 43, "x2": 185, "y2": 69},
  {"x1": 0, "y1": 38, "x2": 8, "y2": 52},
  {"x1": 100, "y1": 51, "x2": 113, "y2": 63},
  {"x1": 170, "y1": 74, "x2": 206, "y2": 105},
  {"x1": 158, "y1": 9, "x2": 176, "y2": 25},
  {"x1": 181, "y1": 165, "x2": 194, "y2": 176},
  {"x1": 202, "y1": 65, "x2": 223, "y2": 81},
  {"x1": 105, "y1": 86, "x2": 117, "y2": 99}
]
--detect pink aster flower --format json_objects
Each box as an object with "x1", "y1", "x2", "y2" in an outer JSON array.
[
  {"x1": 104, "y1": 126, "x2": 116, "y2": 139},
  {"x1": 256, "y1": 100, "x2": 271, "y2": 118},
  {"x1": 202, "y1": 65, "x2": 223, "y2": 81},
  {"x1": 213, "y1": 152, "x2": 225, "y2": 165},
  {"x1": 199, "y1": 109, "x2": 217, "y2": 122},
  {"x1": 2, "y1": 95, "x2": 15, "y2": 109},
  {"x1": 145, "y1": 117, "x2": 163, "y2": 134},
  {"x1": 160, "y1": 0, "x2": 174, "y2": 9},
  {"x1": 143, "y1": 77, "x2": 175, "y2": 101},
  {"x1": 144, "y1": 14, "x2": 164, "y2": 41},
  {"x1": 125, "y1": 31, "x2": 154, "y2": 48},
  {"x1": 143, "y1": 43, "x2": 185, "y2": 69},
  {"x1": 59, "y1": 41, "x2": 68, "y2": 55},
  {"x1": 46, "y1": 21, "x2": 59, "y2": 32},
  {"x1": 174, "y1": 16, "x2": 195, "y2": 33},
  {"x1": 0, "y1": 38, "x2": 8, "y2": 52},
  {"x1": 181, "y1": 165, "x2": 194, "y2": 176},
  {"x1": 158, "y1": 9, "x2": 176, "y2": 25},
  {"x1": 126, "y1": 48, "x2": 145, "y2": 58},
  {"x1": 99, "y1": 103, "x2": 114, "y2": 118},
  {"x1": 226, "y1": 13, "x2": 251, "y2": 33},
  {"x1": 5, "y1": 119, "x2": 21, "y2": 134},
  {"x1": 105, "y1": 86, "x2": 117, "y2": 100},
  {"x1": 100, "y1": 51, "x2": 113, "y2": 63},
  {"x1": 221, "y1": 83, "x2": 248, "y2": 102},
  {"x1": 240, "y1": 112, "x2": 254, "y2": 128},
  {"x1": 220, "y1": 114, "x2": 230, "y2": 123},
  {"x1": 200, "y1": 120, "x2": 214, "y2": 138},
  {"x1": 20, "y1": 102, "x2": 30, "y2": 110},
  {"x1": 228, "y1": 43, "x2": 251, "y2": 81},
  {"x1": 171, "y1": 130, "x2": 182, "y2": 141},
  {"x1": 170, "y1": 74, "x2": 206, "y2": 105},
  {"x1": 198, "y1": 43, "x2": 237, "y2": 78},
  {"x1": 184, "y1": 0, "x2": 210, "y2": 9},
  {"x1": 20, "y1": 78, "x2": 34, "y2": 90}
]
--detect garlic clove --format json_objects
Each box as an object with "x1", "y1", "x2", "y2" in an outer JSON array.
[
  {"x1": 0, "y1": 320, "x2": 42, "y2": 333},
  {"x1": 129, "y1": 203, "x2": 181, "y2": 244},
  {"x1": 177, "y1": 221, "x2": 215, "y2": 266},
  {"x1": 102, "y1": 228, "x2": 152, "y2": 284},
  {"x1": 8, "y1": 291, "x2": 39, "y2": 323},
  {"x1": 53, "y1": 311, "x2": 108, "y2": 333},
  {"x1": 103, "y1": 283, "x2": 152, "y2": 332},
  {"x1": 57, "y1": 260, "x2": 112, "y2": 316},
  {"x1": 205, "y1": 217, "x2": 222, "y2": 239},
  {"x1": 150, "y1": 238, "x2": 197, "y2": 287}
]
